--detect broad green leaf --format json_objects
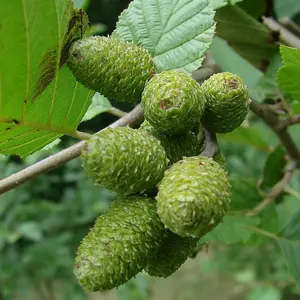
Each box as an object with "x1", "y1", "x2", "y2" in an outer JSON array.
[
  {"x1": 276, "y1": 196, "x2": 300, "y2": 231},
  {"x1": 247, "y1": 286, "x2": 281, "y2": 300},
  {"x1": 278, "y1": 239, "x2": 300, "y2": 282},
  {"x1": 81, "y1": 93, "x2": 112, "y2": 122},
  {"x1": 0, "y1": 1, "x2": 93, "y2": 157},
  {"x1": 201, "y1": 215, "x2": 260, "y2": 244},
  {"x1": 112, "y1": 0, "x2": 215, "y2": 73},
  {"x1": 230, "y1": 176, "x2": 261, "y2": 210},
  {"x1": 277, "y1": 206, "x2": 300, "y2": 282},
  {"x1": 215, "y1": 5, "x2": 278, "y2": 68},
  {"x1": 220, "y1": 127, "x2": 271, "y2": 152},
  {"x1": 213, "y1": 0, "x2": 243, "y2": 9},
  {"x1": 261, "y1": 145, "x2": 286, "y2": 190},
  {"x1": 277, "y1": 46, "x2": 300, "y2": 102},
  {"x1": 238, "y1": 0, "x2": 266, "y2": 19},
  {"x1": 274, "y1": 0, "x2": 300, "y2": 18},
  {"x1": 292, "y1": 102, "x2": 300, "y2": 114},
  {"x1": 281, "y1": 209, "x2": 300, "y2": 240}
]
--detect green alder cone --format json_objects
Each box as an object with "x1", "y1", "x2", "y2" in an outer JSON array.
[
  {"x1": 81, "y1": 127, "x2": 168, "y2": 195},
  {"x1": 67, "y1": 36, "x2": 156, "y2": 103},
  {"x1": 74, "y1": 196, "x2": 165, "y2": 291},
  {"x1": 156, "y1": 156, "x2": 231, "y2": 237},
  {"x1": 201, "y1": 72, "x2": 250, "y2": 133},
  {"x1": 145, "y1": 230, "x2": 198, "y2": 278},
  {"x1": 141, "y1": 70, "x2": 206, "y2": 135},
  {"x1": 139, "y1": 120, "x2": 205, "y2": 165}
]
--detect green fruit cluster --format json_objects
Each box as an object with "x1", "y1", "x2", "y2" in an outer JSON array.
[
  {"x1": 139, "y1": 120, "x2": 205, "y2": 165},
  {"x1": 67, "y1": 36, "x2": 252, "y2": 292}
]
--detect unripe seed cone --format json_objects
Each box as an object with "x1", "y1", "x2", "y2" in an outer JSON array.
[
  {"x1": 81, "y1": 127, "x2": 168, "y2": 195},
  {"x1": 139, "y1": 120, "x2": 205, "y2": 165},
  {"x1": 67, "y1": 36, "x2": 156, "y2": 103},
  {"x1": 74, "y1": 196, "x2": 165, "y2": 291},
  {"x1": 201, "y1": 72, "x2": 250, "y2": 133},
  {"x1": 156, "y1": 156, "x2": 231, "y2": 237},
  {"x1": 141, "y1": 70, "x2": 206, "y2": 135},
  {"x1": 145, "y1": 230, "x2": 198, "y2": 278}
]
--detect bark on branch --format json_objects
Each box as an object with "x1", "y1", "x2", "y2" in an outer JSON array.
[{"x1": 0, "y1": 105, "x2": 143, "y2": 195}]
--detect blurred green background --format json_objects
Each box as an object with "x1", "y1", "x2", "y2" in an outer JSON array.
[{"x1": 1, "y1": 0, "x2": 300, "y2": 299}]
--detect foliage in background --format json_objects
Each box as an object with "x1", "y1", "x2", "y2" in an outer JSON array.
[{"x1": 2, "y1": 0, "x2": 300, "y2": 299}]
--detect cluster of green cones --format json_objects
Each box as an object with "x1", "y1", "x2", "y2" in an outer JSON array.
[{"x1": 67, "y1": 35, "x2": 251, "y2": 292}]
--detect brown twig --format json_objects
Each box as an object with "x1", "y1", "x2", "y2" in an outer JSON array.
[
  {"x1": 278, "y1": 114, "x2": 300, "y2": 130},
  {"x1": 250, "y1": 100, "x2": 300, "y2": 164},
  {"x1": 263, "y1": 17, "x2": 300, "y2": 48},
  {"x1": 247, "y1": 161, "x2": 297, "y2": 216},
  {"x1": 0, "y1": 105, "x2": 143, "y2": 195}
]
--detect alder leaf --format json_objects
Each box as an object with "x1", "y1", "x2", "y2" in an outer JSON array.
[
  {"x1": 112, "y1": 0, "x2": 215, "y2": 74},
  {"x1": 277, "y1": 46, "x2": 300, "y2": 102},
  {"x1": 0, "y1": 1, "x2": 93, "y2": 157}
]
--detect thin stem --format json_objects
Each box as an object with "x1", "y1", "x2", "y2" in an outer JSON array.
[
  {"x1": 247, "y1": 161, "x2": 297, "y2": 216},
  {"x1": 284, "y1": 185, "x2": 300, "y2": 199},
  {"x1": 71, "y1": 130, "x2": 93, "y2": 140},
  {"x1": 278, "y1": 115, "x2": 300, "y2": 130},
  {"x1": 250, "y1": 100, "x2": 300, "y2": 164},
  {"x1": 280, "y1": 18, "x2": 300, "y2": 37},
  {"x1": 263, "y1": 17, "x2": 300, "y2": 48},
  {"x1": 108, "y1": 107, "x2": 127, "y2": 118},
  {"x1": 0, "y1": 105, "x2": 143, "y2": 195},
  {"x1": 246, "y1": 226, "x2": 279, "y2": 240},
  {"x1": 200, "y1": 130, "x2": 218, "y2": 158}
]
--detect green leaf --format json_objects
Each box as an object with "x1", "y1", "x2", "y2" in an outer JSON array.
[
  {"x1": 213, "y1": 0, "x2": 243, "y2": 9},
  {"x1": 274, "y1": 0, "x2": 300, "y2": 18},
  {"x1": 118, "y1": 273, "x2": 151, "y2": 300},
  {"x1": 230, "y1": 176, "x2": 261, "y2": 210},
  {"x1": 277, "y1": 46, "x2": 300, "y2": 102},
  {"x1": 276, "y1": 196, "x2": 300, "y2": 231},
  {"x1": 17, "y1": 222, "x2": 43, "y2": 242},
  {"x1": 238, "y1": 0, "x2": 267, "y2": 19},
  {"x1": 201, "y1": 215, "x2": 260, "y2": 244},
  {"x1": 220, "y1": 127, "x2": 271, "y2": 152},
  {"x1": 261, "y1": 145, "x2": 286, "y2": 190},
  {"x1": 277, "y1": 206, "x2": 300, "y2": 282},
  {"x1": 112, "y1": 0, "x2": 215, "y2": 73},
  {"x1": 277, "y1": 239, "x2": 300, "y2": 282},
  {"x1": 0, "y1": 1, "x2": 93, "y2": 157},
  {"x1": 81, "y1": 93, "x2": 112, "y2": 122},
  {"x1": 247, "y1": 286, "x2": 281, "y2": 300},
  {"x1": 215, "y1": 5, "x2": 278, "y2": 68},
  {"x1": 281, "y1": 209, "x2": 300, "y2": 240},
  {"x1": 292, "y1": 102, "x2": 300, "y2": 114}
]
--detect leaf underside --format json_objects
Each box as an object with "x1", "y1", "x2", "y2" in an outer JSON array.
[
  {"x1": 0, "y1": 0, "x2": 93, "y2": 157},
  {"x1": 112, "y1": 0, "x2": 216, "y2": 74}
]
